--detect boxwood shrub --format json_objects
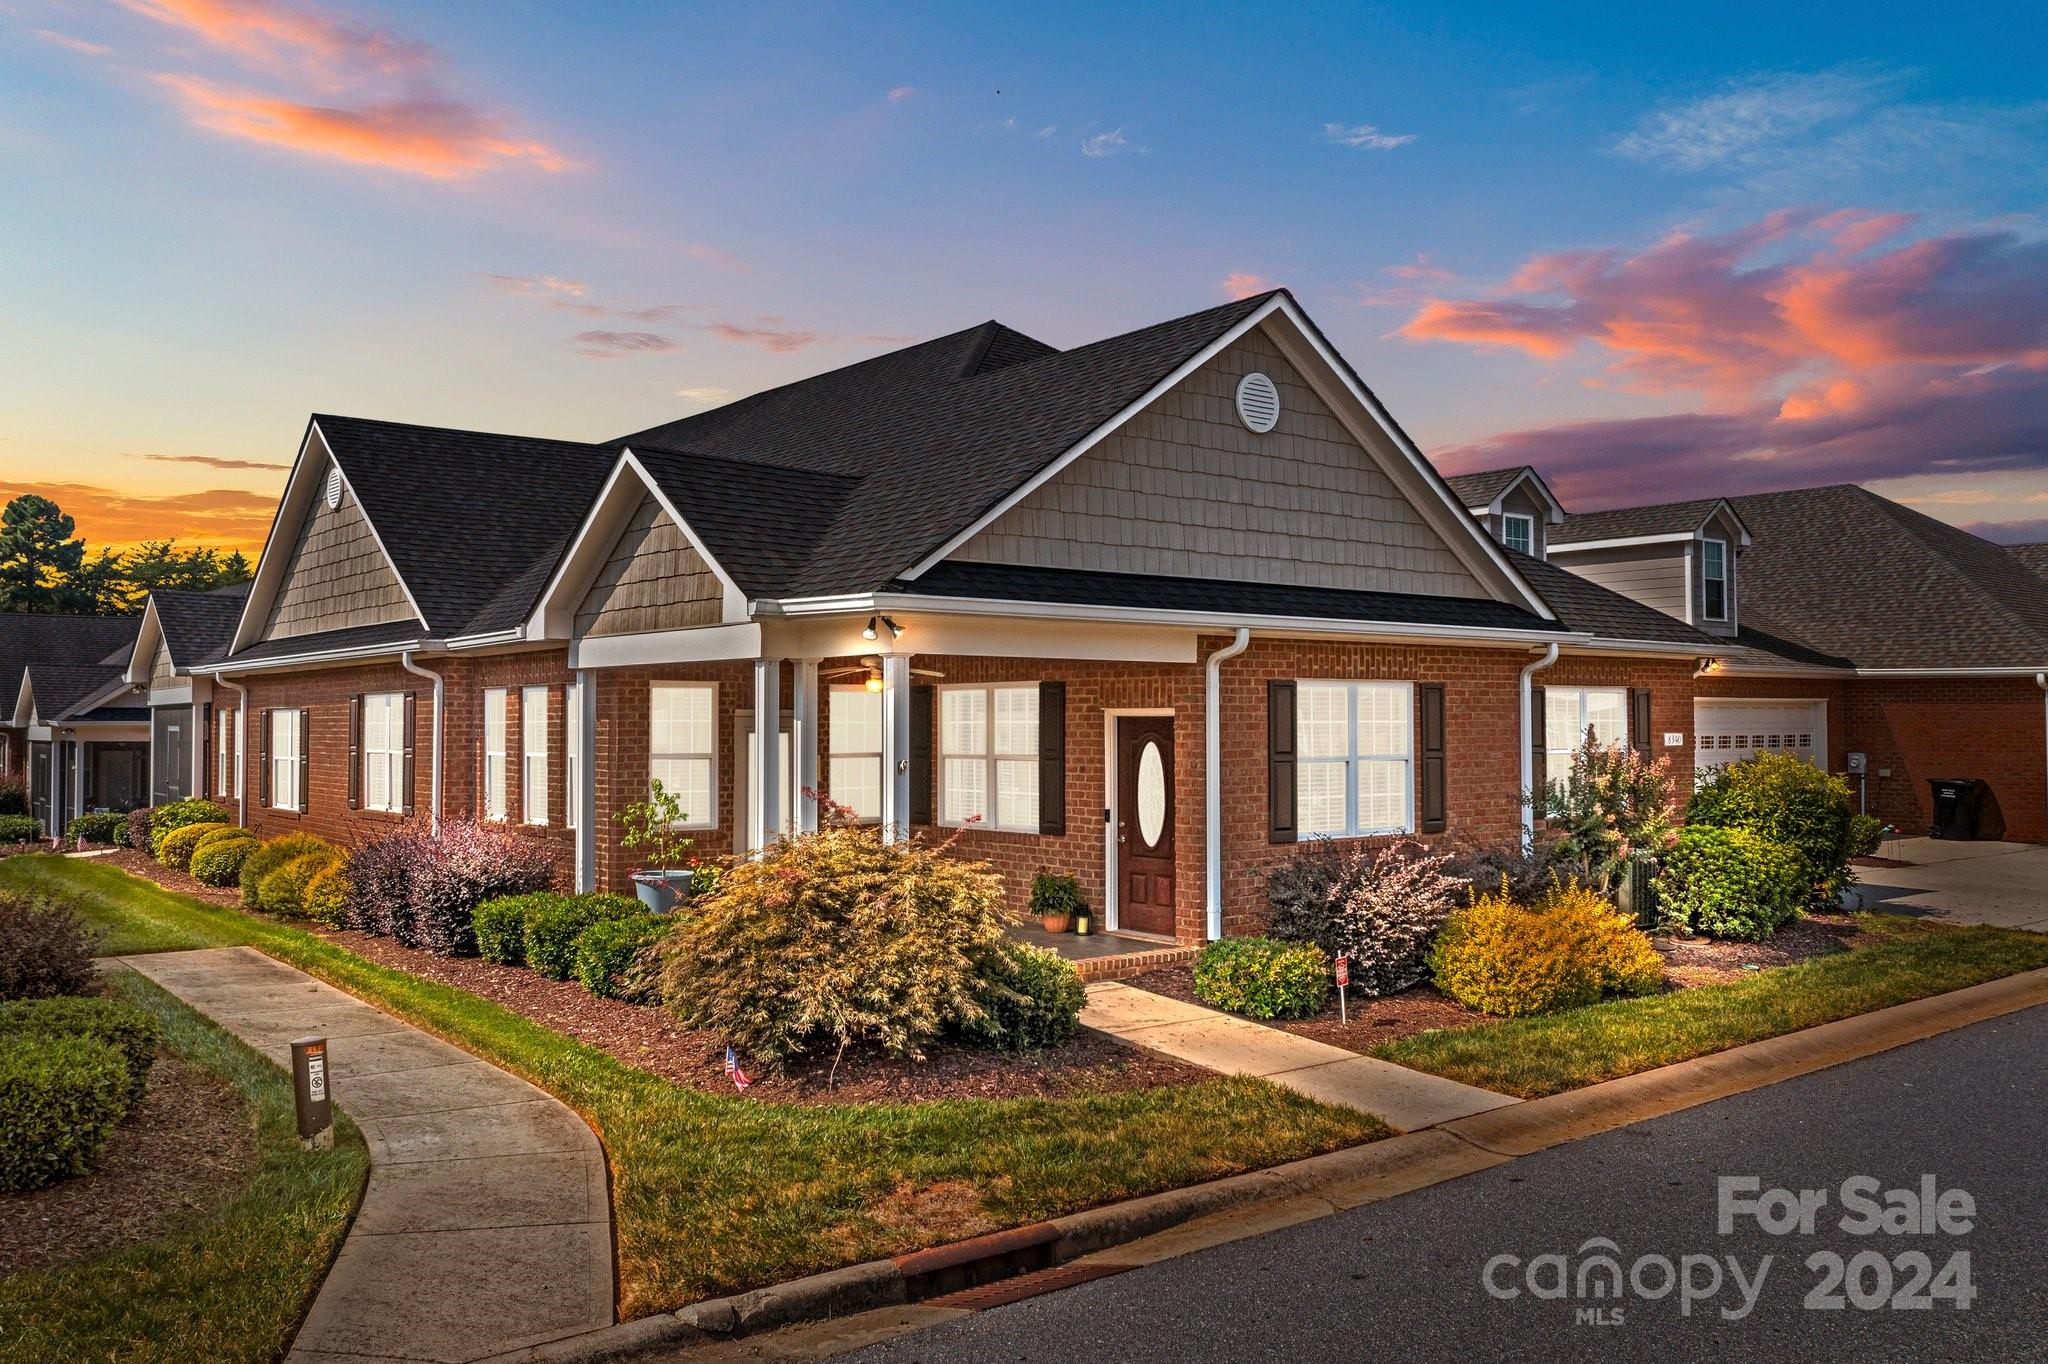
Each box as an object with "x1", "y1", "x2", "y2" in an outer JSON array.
[
  {"x1": 573, "y1": 913, "x2": 674, "y2": 1001},
  {"x1": 1193, "y1": 937, "x2": 1329, "y2": 1020},
  {"x1": 0, "y1": 1032, "x2": 130, "y2": 1190},
  {"x1": 158, "y1": 820, "x2": 230, "y2": 871},
  {"x1": 0, "y1": 995, "x2": 159, "y2": 1106},
  {"x1": 149, "y1": 799, "x2": 231, "y2": 856},
  {"x1": 259, "y1": 850, "x2": 341, "y2": 918},
  {"x1": 475, "y1": 892, "x2": 566, "y2": 966},
  {"x1": 189, "y1": 830, "x2": 259, "y2": 887},
  {"x1": 1653, "y1": 825, "x2": 1806, "y2": 941},
  {"x1": 240, "y1": 833, "x2": 336, "y2": 909},
  {"x1": 0, "y1": 813, "x2": 41, "y2": 844},
  {"x1": 66, "y1": 811, "x2": 127, "y2": 846},
  {"x1": 525, "y1": 894, "x2": 644, "y2": 981},
  {"x1": 960, "y1": 940, "x2": 1086, "y2": 1049},
  {"x1": 303, "y1": 861, "x2": 351, "y2": 927},
  {"x1": 0, "y1": 893, "x2": 95, "y2": 1001}
]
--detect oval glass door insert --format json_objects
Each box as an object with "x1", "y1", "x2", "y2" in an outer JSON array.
[{"x1": 1136, "y1": 740, "x2": 1167, "y2": 846}]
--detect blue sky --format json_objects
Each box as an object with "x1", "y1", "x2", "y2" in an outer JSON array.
[{"x1": 2, "y1": 0, "x2": 2045, "y2": 550}]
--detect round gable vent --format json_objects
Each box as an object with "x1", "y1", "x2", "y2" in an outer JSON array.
[
  {"x1": 324, "y1": 465, "x2": 342, "y2": 510},
  {"x1": 1235, "y1": 371, "x2": 1280, "y2": 433}
]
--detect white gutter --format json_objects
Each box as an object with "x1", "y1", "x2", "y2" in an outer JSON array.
[
  {"x1": 215, "y1": 672, "x2": 249, "y2": 828},
  {"x1": 1520, "y1": 642, "x2": 1560, "y2": 849},
  {"x1": 192, "y1": 640, "x2": 428, "y2": 675},
  {"x1": 1204, "y1": 628, "x2": 1252, "y2": 941},
  {"x1": 398, "y1": 650, "x2": 444, "y2": 835}
]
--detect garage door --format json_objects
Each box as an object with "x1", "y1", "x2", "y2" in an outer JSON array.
[{"x1": 1694, "y1": 700, "x2": 1826, "y2": 775}]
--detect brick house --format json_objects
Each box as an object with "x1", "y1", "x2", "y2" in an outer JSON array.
[{"x1": 174, "y1": 290, "x2": 1725, "y2": 941}]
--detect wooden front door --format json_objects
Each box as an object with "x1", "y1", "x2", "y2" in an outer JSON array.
[{"x1": 1115, "y1": 715, "x2": 1175, "y2": 936}]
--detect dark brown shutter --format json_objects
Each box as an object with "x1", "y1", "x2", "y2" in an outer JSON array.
[
  {"x1": 1267, "y1": 680, "x2": 1297, "y2": 843},
  {"x1": 258, "y1": 708, "x2": 271, "y2": 807},
  {"x1": 347, "y1": 694, "x2": 362, "y2": 809},
  {"x1": 1418, "y1": 683, "x2": 1447, "y2": 834},
  {"x1": 1037, "y1": 680, "x2": 1066, "y2": 836},
  {"x1": 296, "y1": 710, "x2": 309, "y2": 809},
  {"x1": 1630, "y1": 689, "x2": 1653, "y2": 759},
  {"x1": 402, "y1": 692, "x2": 418, "y2": 818},
  {"x1": 1528, "y1": 685, "x2": 1547, "y2": 808},
  {"x1": 909, "y1": 684, "x2": 934, "y2": 826}
]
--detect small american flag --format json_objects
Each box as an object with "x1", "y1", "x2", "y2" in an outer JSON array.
[{"x1": 724, "y1": 1046, "x2": 752, "y2": 1091}]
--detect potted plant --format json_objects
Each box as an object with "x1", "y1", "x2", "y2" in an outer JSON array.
[
  {"x1": 1031, "y1": 870, "x2": 1085, "y2": 933},
  {"x1": 617, "y1": 780, "x2": 697, "y2": 913}
]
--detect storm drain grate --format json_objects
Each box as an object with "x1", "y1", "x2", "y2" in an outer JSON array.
[{"x1": 924, "y1": 1261, "x2": 1132, "y2": 1311}]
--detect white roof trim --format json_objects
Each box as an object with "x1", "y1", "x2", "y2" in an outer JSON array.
[
  {"x1": 10, "y1": 672, "x2": 34, "y2": 729},
  {"x1": 1553, "y1": 499, "x2": 1754, "y2": 555},
  {"x1": 524, "y1": 450, "x2": 749, "y2": 640},
  {"x1": 229, "y1": 422, "x2": 428, "y2": 655},
  {"x1": 897, "y1": 296, "x2": 1556, "y2": 622},
  {"x1": 1467, "y1": 467, "x2": 1566, "y2": 525},
  {"x1": 124, "y1": 596, "x2": 168, "y2": 687},
  {"x1": 194, "y1": 637, "x2": 432, "y2": 676}
]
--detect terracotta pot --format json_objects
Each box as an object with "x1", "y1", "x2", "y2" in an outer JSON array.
[{"x1": 1040, "y1": 912, "x2": 1073, "y2": 934}]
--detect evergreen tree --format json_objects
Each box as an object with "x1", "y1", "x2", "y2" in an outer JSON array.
[{"x1": 0, "y1": 495, "x2": 86, "y2": 613}]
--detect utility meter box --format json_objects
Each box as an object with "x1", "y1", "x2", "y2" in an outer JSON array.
[{"x1": 1847, "y1": 752, "x2": 1868, "y2": 775}]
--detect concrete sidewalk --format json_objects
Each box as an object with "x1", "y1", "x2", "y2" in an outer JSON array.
[
  {"x1": 118, "y1": 947, "x2": 613, "y2": 1364},
  {"x1": 1081, "y1": 981, "x2": 1515, "y2": 1131},
  {"x1": 1852, "y1": 837, "x2": 2048, "y2": 932}
]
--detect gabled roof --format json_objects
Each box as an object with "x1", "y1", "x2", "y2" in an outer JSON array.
[
  {"x1": 152, "y1": 583, "x2": 251, "y2": 671},
  {"x1": 1552, "y1": 496, "x2": 1751, "y2": 548},
  {"x1": 19, "y1": 663, "x2": 131, "y2": 725},
  {"x1": 1726, "y1": 486, "x2": 2048, "y2": 670},
  {"x1": 2006, "y1": 543, "x2": 2048, "y2": 584},
  {"x1": 0, "y1": 613, "x2": 140, "y2": 722}
]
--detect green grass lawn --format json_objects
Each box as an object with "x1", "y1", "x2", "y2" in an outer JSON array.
[
  {"x1": 1375, "y1": 913, "x2": 2048, "y2": 1098},
  {"x1": 0, "y1": 968, "x2": 368, "y2": 1364},
  {"x1": 3, "y1": 856, "x2": 1383, "y2": 1316}
]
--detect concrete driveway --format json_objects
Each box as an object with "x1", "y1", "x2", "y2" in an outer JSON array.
[{"x1": 1851, "y1": 837, "x2": 2048, "y2": 932}]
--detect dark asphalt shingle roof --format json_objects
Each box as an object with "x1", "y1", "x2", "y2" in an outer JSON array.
[
  {"x1": 226, "y1": 620, "x2": 429, "y2": 664},
  {"x1": 1507, "y1": 552, "x2": 1717, "y2": 647},
  {"x1": 2006, "y1": 543, "x2": 2048, "y2": 584},
  {"x1": 25, "y1": 663, "x2": 133, "y2": 722},
  {"x1": 1553, "y1": 497, "x2": 1739, "y2": 546},
  {"x1": 152, "y1": 583, "x2": 251, "y2": 670},
  {"x1": 1445, "y1": 467, "x2": 1532, "y2": 508},
  {"x1": 0, "y1": 613, "x2": 140, "y2": 699}
]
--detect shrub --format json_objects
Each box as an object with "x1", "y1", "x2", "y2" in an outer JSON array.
[
  {"x1": 0, "y1": 995, "x2": 159, "y2": 1106},
  {"x1": 1849, "y1": 813, "x2": 1887, "y2": 859},
  {"x1": 149, "y1": 799, "x2": 231, "y2": 856},
  {"x1": 0, "y1": 893, "x2": 95, "y2": 1000},
  {"x1": 125, "y1": 806, "x2": 154, "y2": 851},
  {"x1": 259, "y1": 850, "x2": 340, "y2": 918},
  {"x1": 1265, "y1": 840, "x2": 1461, "y2": 997},
  {"x1": 303, "y1": 861, "x2": 351, "y2": 927},
  {"x1": 1439, "y1": 829, "x2": 1577, "y2": 906},
  {"x1": 1431, "y1": 881, "x2": 1664, "y2": 1017},
  {"x1": 0, "y1": 1033, "x2": 130, "y2": 1191},
  {"x1": 1193, "y1": 937, "x2": 1330, "y2": 1019},
  {"x1": 574, "y1": 914, "x2": 675, "y2": 1001},
  {"x1": 475, "y1": 892, "x2": 564, "y2": 966},
  {"x1": 1688, "y1": 753, "x2": 1856, "y2": 905},
  {"x1": 660, "y1": 823, "x2": 1010, "y2": 1065},
  {"x1": 240, "y1": 832, "x2": 336, "y2": 909},
  {"x1": 1653, "y1": 825, "x2": 1806, "y2": 942},
  {"x1": 67, "y1": 811, "x2": 127, "y2": 846},
  {"x1": 526, "y1": 893, "x2": 642, "y2": 981},
  {"x1": 157, "y1": 820, "x2": 230, "y2": 871},
  {"x1": 0, "y1": 813, "x2": 41, "y2": 844},
  {"x1": 960, "y1": 941, "x2": 1086, "y2": 1050},
  {"x1": 189, "y1": 831, "x2": 259, "y2": 887},
  {"x1": 1542, "y1": 740, "x2": 1680, "y2": 891},
  {"x1": 0, "y1": 773, "x2": 26, "y2": 816},
  {"x1": 346, "y1": 823, "x2": 555, "y2": 953},
  {"x1": 1029, "y1": 871, "x2": 1086, "y2": 919}
]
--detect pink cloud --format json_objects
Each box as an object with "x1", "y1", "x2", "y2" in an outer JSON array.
[
  {"x1": 32, "y1": 29, "x2": 113, "y2": 56},
  {"x1": 698, "y1": 322, "x2": 824, "y2": 353},
  {"x1": 886, "y1": 85, "x2": 916, "y2": 103},
  {"x1": 115, "y1": 0, "x2": 433, "y2": 81},
  {"x1": 574, "y1": 330, "x2": 677, "y2": 358},
  {"x1": 1222, "y1": 271, "x2": 1274, "y2": 300}
]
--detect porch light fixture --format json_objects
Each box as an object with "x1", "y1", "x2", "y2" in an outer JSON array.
[
  {"x1": 863, "y1": 617, "x2": 877, "y2": 640},
  {"x1": 864, "y1": 672, "x2": 885, "y2": 694},
  {"x1": 864, "y1": 615, "x2": 904, "y2": 642}
]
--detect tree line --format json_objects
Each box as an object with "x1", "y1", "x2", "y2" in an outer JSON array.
[{"x1": 0, "y1": 494, "x2": 254, "y2": 616}]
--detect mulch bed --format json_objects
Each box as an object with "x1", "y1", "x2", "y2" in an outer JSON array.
[
  {"x1": 1656, "y1": 911, "x2": 1872, "y2": 987},
  {"x1": 101, "y1": 847, "x2": 245, "y2": 908},
  {"x1": 1853, "y1": 855, "x2": 1917, "y2": 869},
  {"x1": 0, "y1": 1047, "x2": 259, "y2": 1276}
]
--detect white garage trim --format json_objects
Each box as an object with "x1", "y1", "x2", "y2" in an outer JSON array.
[{"x1": 1694, "y1": 698, "x2": 1828, "y2": 774}]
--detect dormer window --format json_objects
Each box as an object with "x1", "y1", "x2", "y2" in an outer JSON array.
[
  {"x1": 1702, "y1": 538, "x2": 1729, "y2": 621},
  {"x1": 1502, "y1": 513, "x2": 1535, "y2": 557}
]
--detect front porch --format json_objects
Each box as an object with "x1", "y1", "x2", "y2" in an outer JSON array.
[{"x1": 1009, "y1": 920, "x2": 1200, "y2": 982}]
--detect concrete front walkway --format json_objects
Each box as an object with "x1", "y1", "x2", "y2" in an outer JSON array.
[
  {"x1": 1852, "y1": 837, "x2": 2048, "y2": 932},
  {"x1": 1081, "y1": 982, "x2": 1516, "y2": 1132},
  {"x1": 118, "y1": 947, "x2": 613, "y2": 1364}
]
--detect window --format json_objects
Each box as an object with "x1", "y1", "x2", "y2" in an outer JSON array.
[
  {"x1": 649, "y1": 683, "x2": 715, "y2": 828},
  {"x1": 939, "y1": 684, "x2": 1039, "y2": 832},
  {"x1": 1545, "y1": 687, "x2": 1629, "y2": 777},
  {"x1": 521, "y1": 686, "x2": 549, "y2": 825},
  {"x1": 1502, "y1": 513, "x2": 1534, "y2": 557},
  {"x1": 1296, "y1": 681, "x2": 1413, "y2": 838},
  {"x1": 271, "y1": 709, "x2": 301, "y2": 812},
  {"x1": 565, "y1": 682, "x2": 581, "y2": 830},
  {"x1": 217, "y1": 706, "x2": 241, "y2": 798},
  {"x1": 483, "y1": 689, "x2": 508, "y2": 821},
  {"x1": 1702, "y1": 538, "x2": 1729, "y2": 621},
  {"x1": 362, "y1": 692, "x2": 404, "y2": 813},
  {"x1": 827, "y1": 686, "x2": 884, "y2": 823}
]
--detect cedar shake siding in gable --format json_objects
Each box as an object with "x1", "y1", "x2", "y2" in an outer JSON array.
[
  {"x1": 262, "y1": 473, "x2": 415, "y2": 640},
  {"x1": 575, "y1": 491, "x2": 723, "y2": 638},
  {"x1": 950, "y1": 327, "x2": 1485, "y2": 598},
  {"x1": 148, "y1": 638, "x2": 176, "y2": 687}
]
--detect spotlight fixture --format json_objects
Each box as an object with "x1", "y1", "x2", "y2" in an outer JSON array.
[
  {"x1": 862, "y1": 616, "x2": 878, "y2": 641},
  {"x1": 880, "y1": 616, "x2": 903, "y2": 640}
]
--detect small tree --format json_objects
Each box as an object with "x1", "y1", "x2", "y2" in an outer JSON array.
[
  {"x1": 615, "y1": 778, "x2": 697, "y2": 871},
  {"x1": 1541, "y1": 734, "x2": 1678, "y2": 893}
]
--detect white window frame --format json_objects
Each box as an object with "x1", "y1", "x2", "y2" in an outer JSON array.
[
  {"x1": 1701, "y1": 536, "x2": 1729, "y2": 622},
  {"x1": 937, "y1": 682, "x2": 1041, "y2": 834},
  {"x1": 826, "y1": 684, "x2": 884, "y2": 825},
  {"x1": 1294, "y1": 680, "x2": 1414, "y2": 840},
  {"x1": 1501, "y1": 512, "x2": 1535, "y2": 557},
  {"x1": 649, "y1": 682, "x2": 717, "y2": 830},
  {"x1": 483, "y1": 688, "x2": 508, "y2": 822},
  {"x1": 362, "y1": 691, "x2": 405, "y2": 814},
  {"x1": 271, "y1": 708, "x2": 301, "y2": 812},
  {"x1": 1545, "y1": 687, "x2": 1631, "y2": 776},
  {"x1": 565, "y1": 681, "x2": 581, "y2": 831},
  {"x1": 218, "y1": 706, "x2": 241, "y2": 799},
  {"x1": 521, "y1": 686, "x2": 549, "y2": 825}
]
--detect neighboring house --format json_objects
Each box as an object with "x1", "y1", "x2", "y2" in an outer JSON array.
[
  {"x1": 122, "y1": 583, "x2": 252, "y2": 806},
  {"x1": 189, "y1": 291, "x2": 1721, "y2": 940},
  {"x1": 4, "y1": 614, "x2": 149, "y2": 835}
]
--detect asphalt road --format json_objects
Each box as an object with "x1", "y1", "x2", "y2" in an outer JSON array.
[{"x1": 846, "y1": 1003, "x2": 2048, "y2": 1364}]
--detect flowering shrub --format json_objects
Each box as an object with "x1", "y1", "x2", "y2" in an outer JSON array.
[
  {"x1": 1193, "y1": 937, "x2": 1329, "y2": 1019},
  {"x1": 1265, "y1": 839, "x2": 1463, "y2": 996},
  {"x1": 1653, "y1": 825, "x2": 1805, "y2": 941},
  {"x1": 1542, "y1": 739, "x2": 1679, "y2": 892},
  {"x1": 346, "y1": 823, "x2": 555, "y2": 955},
  {"x1": 660, "y1": 823, "x2": 1010, "y2": 1068},
  {"x1": 1431, "y1": 880, "x2": 1664, "y2": 1017},
  {"x1": 124, "y1": 807, "x2": 153, "y2": 852},
  {"x1": 1689, "y1": 753, "x2": 1857, "y2": 905}
]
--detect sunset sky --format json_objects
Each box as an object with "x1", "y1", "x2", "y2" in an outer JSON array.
[{"x1": 3, "y1": 0, "x2": 2045, "y2": 555}]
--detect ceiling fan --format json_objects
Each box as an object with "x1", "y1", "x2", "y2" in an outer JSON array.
[{"x1": 820, "y1": 655, "x2": 946, "y2": 691}]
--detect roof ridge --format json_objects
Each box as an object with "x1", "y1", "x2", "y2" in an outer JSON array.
[
  {"x1": 316, "y1": 412, "x2": 616, "y2": 450},
  {"x1": 624, "y1": 441, "x2": 866, "y2": 486}
]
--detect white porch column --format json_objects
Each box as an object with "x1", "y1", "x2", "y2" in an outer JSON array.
[
  {"x1": 70, "y1": 736, "x2": 85, "y2": 826},
  {"x1": 879, "y1": 653, "x2": 912, "y2": 842},
  {"x1": 792, "y1": 658, "x2": 821, "y2": 833},
  {"x1": 574, "y1": 671, "x2": 597, "y2": 892},
  {"x1": 749, "y1": 657, "x2": 785, "y2": 851}
]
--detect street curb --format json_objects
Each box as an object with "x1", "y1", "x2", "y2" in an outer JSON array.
[{"x1": 483, "y1": 964, "x2": 2048, "y2": 1359}]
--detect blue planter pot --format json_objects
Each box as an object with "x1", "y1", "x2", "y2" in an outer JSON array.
[{"x1": 631, "y1": 870, "x2": 691, "y2": 914}]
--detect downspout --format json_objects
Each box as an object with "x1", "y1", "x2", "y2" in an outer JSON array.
[
  {"x1": 215, "y1": 672, "x2": 249, "y2": 828},
  {"x1": 1204, "y1": 628, "x2": 1253, "y2": 941},
  {"x1": 399, "y1": 651, "x2": 444, "y2": 835},
  {"x1": 1520, "y1": 642, "x2": 1561, "y2": 850},
  {"x1": 2038, "y1": 673, "x2": 2047, "y2": 839}
]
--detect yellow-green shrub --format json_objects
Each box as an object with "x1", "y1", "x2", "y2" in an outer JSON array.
[
  {"x1": 189, "y1": 831, "x2": 259, "y2": 887},
  {"x1": 158, "y1": 820, "x2": 230, "y2": 872},
  {"x1": 1431, "y1": 881, "x2": 1665, "y2": 1017},
  {"x1": 240, "y1": 833, "x2": 336, "y2": 909},
  {"x1": 303, "y1": 861, "x2": 351, "y2": 927},
  {"x1": 258, "y1": 851, "x2": 341, "y2": 918}
]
